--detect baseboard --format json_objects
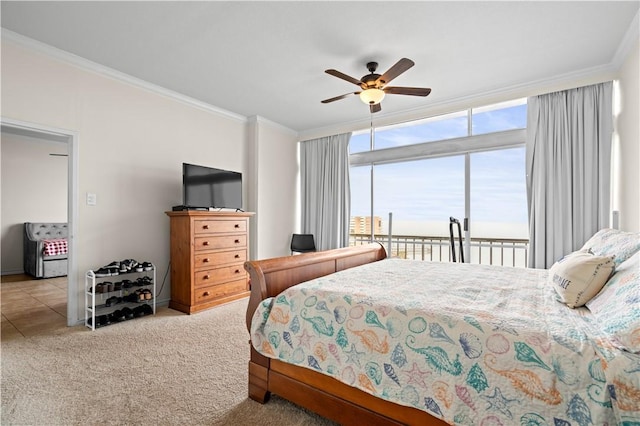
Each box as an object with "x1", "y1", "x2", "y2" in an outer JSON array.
[{"x1": 1, "y1": 269, "x2": 25, "y2": 276}]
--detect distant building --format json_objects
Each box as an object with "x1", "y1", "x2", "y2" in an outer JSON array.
[{"x1": 350, "y1": 216, "x2": 383, "y2": 235}]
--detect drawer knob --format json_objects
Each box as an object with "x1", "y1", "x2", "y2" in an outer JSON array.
[
  {"x1": 234, "y1": 254, "x2": 240, "y2": 258},
  {"x1": 234, "y1": 239, "x2": 240, "y2": 244},
  {"x1": 203, "y1": 291, "x2": 210, "y2": 296},
  {"x1": 234, "y1": 224, "x2": 239, "y2": 228},
  {"x1": 203, "y1": 241, "x2": 209, "y2": 246},
  {"x1": 203, "y1": 225, "x2": 209, "y2": 229},
  {"x1": 203, "y1": 275, "x2": 210, "y2": 280},
  {"x1": 235, "y1": 269, "x2": 240, "y2": 274},
  {"x1": 203, "y1": 258, "x2": 210, "y2": 263}
]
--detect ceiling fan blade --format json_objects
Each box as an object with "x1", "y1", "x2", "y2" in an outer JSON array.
[
  {"x1": 325, "y1": 69, "x2": 364, "y2": 87},
  {"x1": 376, "y1": 58, "x2": 414, "y2": 85},
  {"x1": 384, "y1": 86, "x2": 432, "y2": 97},
  {"x1": 370, "y1": 103, "x2": 382, "y2": 114},
  {"x1": 321, "y1": 92, "x2": 358, "y2": 103}
]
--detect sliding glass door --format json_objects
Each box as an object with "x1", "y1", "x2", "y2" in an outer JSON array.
[
  {"x1": 352, "y1": 149, "x2": 527, "y2": 264},
  {"x1": 373, "y1": 157, "x2": 465, "y2": 260},
  {"x1": 469, "y1": 147, "x2": 529, "y2": 266}
]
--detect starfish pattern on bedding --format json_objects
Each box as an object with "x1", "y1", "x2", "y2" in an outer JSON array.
[
  {"x1": 344, "y1": 343, "x2": 365, "y2": 368},
  {"x1": 481, "y1": 387, "x2": 518, "y2": 419},
  {"x1": 297, "y1": 329, "x2": 313, "y2": 349},
  {"x1": 403, "y1": 361, "x2": 431, "y2": 389}
]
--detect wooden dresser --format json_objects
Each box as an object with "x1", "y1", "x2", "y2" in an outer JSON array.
[{"x1": 165, "y1": 210, "x2": 254, "y2": 314}]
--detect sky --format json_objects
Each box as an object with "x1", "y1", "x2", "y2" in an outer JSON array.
[{"x1": 349, "y1": 101, "x2": 529, "y2": 237}]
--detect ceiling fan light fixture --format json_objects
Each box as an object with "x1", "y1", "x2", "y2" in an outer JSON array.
[{"x1": 359, "y1": 88, "x2": 385, "y2": 105}]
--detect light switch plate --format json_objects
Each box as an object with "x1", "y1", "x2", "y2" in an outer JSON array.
[{"x1": 86, "y1": 193, "x2": 97, "y2": 206}]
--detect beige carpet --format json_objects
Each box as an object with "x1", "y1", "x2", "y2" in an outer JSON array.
[{"x1": 1, "y1": 299, "x2": 337, "y2": 425}]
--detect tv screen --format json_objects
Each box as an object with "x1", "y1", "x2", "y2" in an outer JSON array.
[{"x1": 183, "y1": 163, "x2": 242, "y2": 210}]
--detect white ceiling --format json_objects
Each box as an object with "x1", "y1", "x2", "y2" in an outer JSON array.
[{"x1": 2, "y1": 1, "x2": 638, "y2": 135}]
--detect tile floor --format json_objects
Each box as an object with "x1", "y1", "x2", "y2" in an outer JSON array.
[{"x1": 1, "y1": 274, "x2": 68, "y2": 339}]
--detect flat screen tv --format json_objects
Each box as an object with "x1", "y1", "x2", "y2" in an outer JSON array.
[{"x1": 182, "y1": 163, "x2": 242, "y2": 210}]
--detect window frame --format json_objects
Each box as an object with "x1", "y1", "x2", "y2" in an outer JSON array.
[
  {"x1": 350, "y1": 128, "x2": 525, "y2": 166},
  {"x1": 349, "y1": 99, "x2": 528, "y2": 261}
]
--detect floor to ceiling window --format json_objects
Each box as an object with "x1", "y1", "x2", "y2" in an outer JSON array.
[{"x1": 349, "y1": 98, "x2": 529, "y2": 266}]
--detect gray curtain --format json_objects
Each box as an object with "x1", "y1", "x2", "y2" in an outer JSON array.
[
  {"x1": 300, "y1": 132, "x2": 352, "y2": 250},
  {"x1": 526, "y1": 81, "x2": 613, "y2": 269}
]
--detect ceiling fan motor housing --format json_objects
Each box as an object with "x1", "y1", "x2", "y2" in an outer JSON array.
[
  {"x1": 361, "y1": 74, "x2": 381, "y2": 88},
  {"x1": 363, "y1": 62, "x2": 383, "y2": 88}
]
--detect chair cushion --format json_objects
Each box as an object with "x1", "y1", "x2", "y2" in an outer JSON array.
[{"x1": 42, "y1": 238, "x2": 68, "y2": 256}]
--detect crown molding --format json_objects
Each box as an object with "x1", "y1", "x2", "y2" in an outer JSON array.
[
  {"x1": 612, "y1": 10, "x2": 639, "y2": 69},
  {"x1": 1, "y1": 29, "x2": 248, "y2": 124},
  {"x1": 248, "y1": 115, "x2": 298, "y2": 137}
]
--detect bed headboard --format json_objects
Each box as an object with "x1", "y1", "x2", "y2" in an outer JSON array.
[{"x1": 244, "y1": 242, "x2": 387, "y2": 332}]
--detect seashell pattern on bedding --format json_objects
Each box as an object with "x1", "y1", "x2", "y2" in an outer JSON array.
[{"x1": 251, "y1": 258, "x2": 640, "y2": 425}]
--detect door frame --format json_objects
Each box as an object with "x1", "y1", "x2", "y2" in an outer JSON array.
[{"x1": 1, "y1": 117, "x2": 79, "y2": 326}]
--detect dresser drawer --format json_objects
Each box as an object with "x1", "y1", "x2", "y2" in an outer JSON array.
[
  {"x1": 195, "y1": 264, "x2": 246, "y2": 287},
  {"x1": 194, "y1": 249, "x2": 246, "y2": 270},
  {"x1": 194, "y1": 235, "x2": 246, "y2": 251},
  {"x1": 194, "y1": 219, "x2": 246, "y2": 235},
  {"x1": 195, "y1": 279, "x2": 248, "y2": 304}
]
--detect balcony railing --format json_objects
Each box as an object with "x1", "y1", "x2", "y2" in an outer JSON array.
[{"x1": 350, "y1": 234, "x2": 529, "y2": 268}]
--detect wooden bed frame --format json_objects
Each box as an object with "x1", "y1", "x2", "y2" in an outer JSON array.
[{"x1": 244, "y1": 243, "x2": 449, "y2": 426}]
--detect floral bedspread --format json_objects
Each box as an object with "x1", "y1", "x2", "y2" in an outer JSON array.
[{"x1": 250, "y1": 258, "x2": 640, "y2": 425}]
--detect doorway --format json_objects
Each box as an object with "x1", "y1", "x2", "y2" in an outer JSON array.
[{"x1": 1, "y1": 118, "x2": 78, "y2": 327}]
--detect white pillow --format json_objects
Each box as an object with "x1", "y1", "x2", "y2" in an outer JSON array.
[{"x1": 548, "y1": 249, "x2": 615, "y2": 308}]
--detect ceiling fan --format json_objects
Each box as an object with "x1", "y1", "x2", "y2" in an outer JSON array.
[{"x1": 321, "y1": 58, "x2": 431, "y2": 113}]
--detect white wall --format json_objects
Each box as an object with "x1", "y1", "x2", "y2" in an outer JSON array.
[
  {"x1": 614, "y1": 39, "x2": 640, "y2": 232},
  {"x1": 1, "y1": 39, "x2": 252, "y2": 322},
  {"x1": 248, "y1": 117, "x2": 299, "y2": 259},
  {"x1": 1, "y1": 132, "x2": 68, "y2": 273}
]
